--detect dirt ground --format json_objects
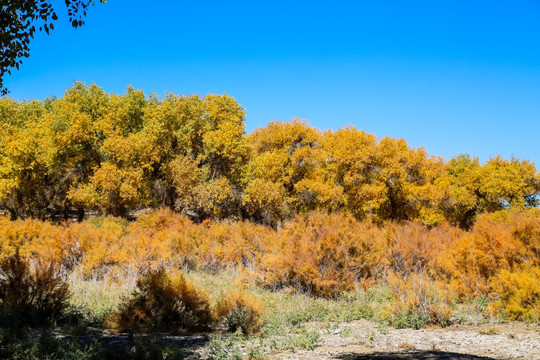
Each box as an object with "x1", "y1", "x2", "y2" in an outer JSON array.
[
  {"x1": 273, "y1": 321, "x2": 540, "y2": 360},
  {"x1": 80, "y1": 319, "x2": 539, "y2": 359}
]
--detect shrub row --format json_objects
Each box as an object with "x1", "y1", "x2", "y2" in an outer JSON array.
[
  {"x1": 0, "y1": 208, "x2": 538, "y2": 321},
  {"x1": 0, "y1": 253, "x2": 263, "y2": 335}
]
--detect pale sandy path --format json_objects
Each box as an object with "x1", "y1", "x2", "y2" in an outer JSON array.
[{"x1": 273, "y1": 321, "x2": 540, "y2": 360}]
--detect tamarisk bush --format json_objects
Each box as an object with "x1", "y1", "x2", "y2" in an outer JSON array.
[
  {"x1": 215, "y1": 289, "x2": 264, "y2": 335},
  {"x1": 110, "y1": 268, "x2": 213, "y2": 333},
  {"x1": 0, "y1": 250, "x2": 70, "y2": 327}
]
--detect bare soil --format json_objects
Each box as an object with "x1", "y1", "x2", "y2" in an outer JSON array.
[{"x1": 274, "y1": 321, "x2": 540, "y2": 360}]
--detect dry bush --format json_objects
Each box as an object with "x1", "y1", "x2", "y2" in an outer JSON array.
[
  {"x1": 489, "y1": 266, "x2": 540, "y2": 321},
  {"x1": 0, "y1": 216, "x2": 128, "y2": 276},
  {"x1": 247, "y1": 211, "x2": 388, "y2": 297},
  {"x1": 436, "y1": 211, "x2": 534, "y2": 298},
  {"x1": 383, "y1": 222, "x2": 457, "y2": 328},
  {"x1": 485, "y1": 211, "x2": 540, "y2": 322},
  {"x1": 136, "y1": 207, "x2": 187, "y2": 231},
  {"x1": 384, "y1": 271, "x2": 451, "y2": 329},
  {"x1": 0, "y1": 217, "x2": 60, "y2": 260},
  {"x1": 0, "y1": 217, "x2": 96, "y2": 272},
  {"x1": 203, "y1": 220, "x2": 275, "y2": 268},
  {"x1": 385, "y1": 221, "x2": 459, "y2": 275},
  {"x1": 62, "y1": 216, "x2": 130, "y2": 277},
  {"x1": 122, "y1": 210, "x2": 275, "y2": 272},
  {"x1": 75, "y1": 209, "x2": 274, "y2": 275},
  {"x1": 215, "y1": 289, "x2": 264, "y2": 334},
  {"x1": 164, "y1": 216, "x2": 276, "y2": 271},
  {"x1": 0, "y1": 250, "x2": 70, "y2": 327},
  {"x1": 109, "y1": 209, "x2": 204, "y2": 273},
  {"x1": 1, "y1": 210, "x2": 276, "y2": 279},
  {"x1": 0, "y1": 207, "x2": 538, "y2": 325},
  {"x1": 505, "y1": 209, "x2": 540, "y2": 266},
  {"x1": 109, "y1": 268, "x2": 213, "y2": 333}
]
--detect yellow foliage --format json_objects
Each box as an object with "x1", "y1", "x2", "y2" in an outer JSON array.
[
  {"x1": 243, "y1": 178, "x2": 290, "y2": 225},
  {"x1": 245, "y1": 119, "x2": 337, "y2": 223},
  {"x1": 322, "y1": 127, "x2": 446, "y2": 224},
  {"x1": 1, "y1": 83, "x2": 539, "y2": 227},
  {"x1": 490, "y1": 266, "x2": 540, "y2": 321}
]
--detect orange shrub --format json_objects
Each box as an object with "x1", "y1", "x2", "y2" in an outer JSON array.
[
  {"x1": 0, "y1": 217, "x2": 80, "y2": 268},
  {"x1": 505, "y1": 209, "x2": 540, "y2": 266},
  {"x1": 436, "y1": 212, "x2": 531, "y2": 298},
  {"x1": 74, "y1": 216, "x2": 130, "y2": 276},
  {"x1": 0, "y1": 250, "x2": 70, "y2": 327},
  {"x1": 385, "y1": 221, "x2": 460, "y2": 275},
  {"x1": 0, "y1": 217, "x2": 54, "y2": 259},
  {"x1": 110, "y1": 268, "x2": 213, "y2": 333},
  {"x1": 247, "y1": 211, "x2": 388, "y2": 297},
  {"x1": 0, "y1": 210, "x2": 277, "y2": 278},
  {"x1": 0, "y1": 206, "x2": 538, "y2": 324},
  {"x1": 125, "y1": 210, "x2": 275, "y2": 272},
  {"x1": 203, "y1": 220, "x2": 276, "y2": 268},
  {"x1": 385, "y1": 271, "x2": 451, "y2": 328},
  {"x1": 215, "y1": 289, "x2": 264, "y2": 334}
]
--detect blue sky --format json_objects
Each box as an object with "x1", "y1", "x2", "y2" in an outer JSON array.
[{"x1": 4, "y1": 1, "x2": 540, "y2": 164}]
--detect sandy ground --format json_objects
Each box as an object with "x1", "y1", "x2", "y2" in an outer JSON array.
[
  {"x1": 273, "y1": 321, "x2": 540, "y2": 360},
  {"x1": 81, "y1": 320, "x2": 539, "y2": 359}
]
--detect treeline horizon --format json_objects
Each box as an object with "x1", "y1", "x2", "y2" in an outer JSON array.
[{"x1": 1, "y1": 82, "x2": 539, "y2": 228}]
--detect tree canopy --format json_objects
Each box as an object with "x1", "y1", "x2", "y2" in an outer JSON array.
[{"x1": 1, "y1": 83, "x2": 539, "y2": 228}]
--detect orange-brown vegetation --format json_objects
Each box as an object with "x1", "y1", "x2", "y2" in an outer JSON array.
[
  {"x1": 1, "y1": 208, "x2": 539, "y2": 322},
  {"x1": 215, "y1": 289, "x2": 264, "y2": 334},
  {"x1": 244, "y1": 212, "x2": 387, "y2": 297},
  {"x1": 0, "y1": 250, "x2": 70, "y2": 327},
  {"x1": 1, "y1": 83, "x2": 539, "y2": 326},
  {"x1": 384, "y1": 271, "x2": 452, "y2": 328},
  {"x1": 109, "y1": 268, "x2": 213, "y2": 333}
]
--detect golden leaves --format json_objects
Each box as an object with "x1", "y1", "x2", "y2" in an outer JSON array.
[{"x1": 0, "y1": 82, "x2": 539, "y2": 228}]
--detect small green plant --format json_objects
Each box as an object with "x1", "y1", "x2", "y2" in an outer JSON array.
[
  {"x1": 391, "y1": 311, "x2": 430, "y2": 330},
  {"x1": 120, "y1": 336, "x2": 189, "y2": 360},
  {"x1": 451, "y1": 295, "x2": 491, "y2": 325},
  {"x1": 206, "y1": 335, "x2": 244, "y2": 360},
  {"x1": 296, "y1": 330, "x2": 321, "y2": 350},
  {"x1": 362, "y1": 330, "x2": 376, "y2": 347},
  {"x1": 340, "y1": 326, "x2": 352, "y2": 337},
  {"x1": 384, "y1": 272, "x2": 452, "y2": 329},
  {"x1": 377, "y1": 322, "x2": 389, "y2": 335},
  {"x1": 245, "y1": 342, "x2": 269, "y2": 360},
  {"x1": 2, "y1": 330, "x2": 103, "y2": 360}
]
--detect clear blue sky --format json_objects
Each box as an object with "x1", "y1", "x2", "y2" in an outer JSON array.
[{"x1": 4, "y1": 1, "x2": 540, "y2": 165}]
